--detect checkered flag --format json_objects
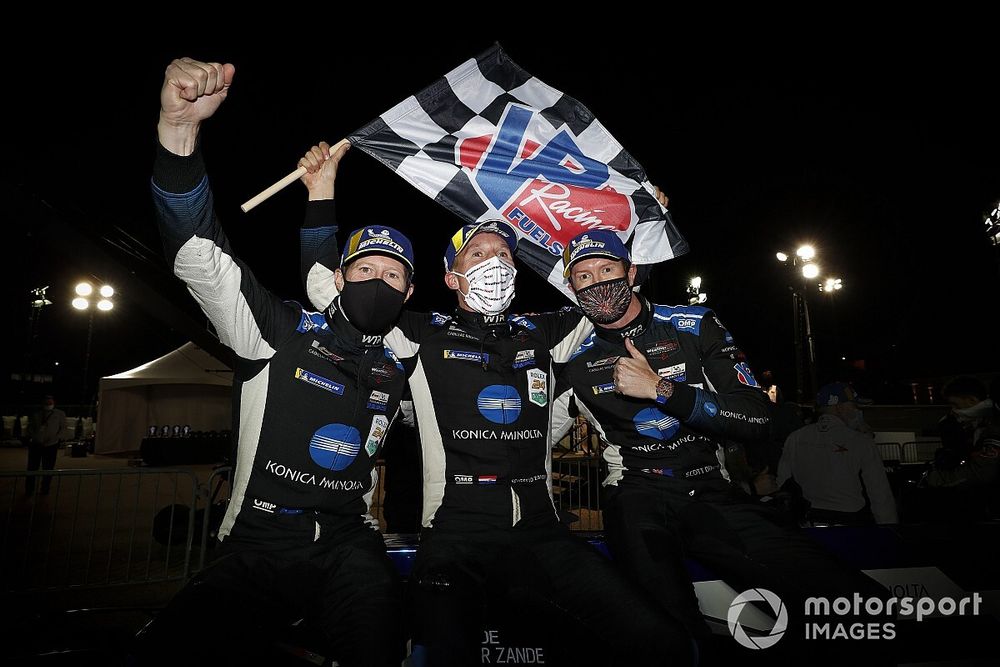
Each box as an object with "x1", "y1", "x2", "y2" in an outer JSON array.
[{"x1": 349, "y1": 43, "x2": 688, "y2": 296}]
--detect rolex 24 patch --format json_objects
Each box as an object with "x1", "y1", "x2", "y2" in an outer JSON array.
[
  {"x1": 527, "y1": 368, "x2": 548, "y2": 407},
  {"x1": 365, "y1": 415, "x2": 389, "y2": 457}
]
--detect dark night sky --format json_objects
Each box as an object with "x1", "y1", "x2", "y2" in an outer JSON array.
[{"x1": 3, "y1": 32, "x2": 998, "y2": 409}]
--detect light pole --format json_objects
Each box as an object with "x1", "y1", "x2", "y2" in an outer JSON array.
[
  {"x1": 26, "y1": 286, "x2": 52, "y2": 381},
  {"x1": 72, "y1": 282, "x2": 114, "y2": 418},
  {"x1": 777, "y1": 246, "x2": 822, "y2": 403},
  {"x1": 686, "y1": 276, "x2": 707, "y2": 305}
]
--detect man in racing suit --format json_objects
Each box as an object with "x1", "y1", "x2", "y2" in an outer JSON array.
[
  {"x1": 302, "y1": 192, "x2": 694, "y2": 662},
  {"x1": 553, "y1": 230, "x2": 892, "y2": 662},
  {"x1": 134, "y1": 58, "x2": 411, "y2": 667}
]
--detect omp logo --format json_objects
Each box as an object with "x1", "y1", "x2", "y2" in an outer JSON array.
[
  {"x1": 675, "y1": 319, "x2": 696, "y2": 329},
  {"x1": 252, "y1": 499, "x2": 277, "y2": 513},
  {"x1": 728, "y1": 588, "x2": 788, "y2": 650},
  {"x1": 453, "y1": 474, "x2": 474, "y2": 485},
  {"x1": 458, "y1": 104, "x2": 634, "y2": 256},
  {"x1": 367, "y1": 229, "x2": 392, "y2": 237}
]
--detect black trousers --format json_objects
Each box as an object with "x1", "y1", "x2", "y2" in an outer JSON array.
[
  {"x1": 25, "y1": 443, "x2": 58, "y2": 495},
  {"x1": 411, "y1": 521, "x2": 695, "y2": 667},
  {"x1": 133, "y1": 521, "x2": 405, "y2": 667},
  {"x1": 603, "y1": 478, "x2": 893, "y2": 664}
]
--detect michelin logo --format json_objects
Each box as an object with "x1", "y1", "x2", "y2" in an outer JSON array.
[{"x1": 294, "y1": 368, "x2": 345, "y2": 395}]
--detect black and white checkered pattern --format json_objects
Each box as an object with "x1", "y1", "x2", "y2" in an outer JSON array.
[{"x1": 349, "y1": 43, "x2": 688, "y2": 296}]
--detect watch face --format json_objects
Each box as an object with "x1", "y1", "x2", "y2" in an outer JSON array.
[{"x1": 657, "y1": 378, "x2": 674, "y2": 400}]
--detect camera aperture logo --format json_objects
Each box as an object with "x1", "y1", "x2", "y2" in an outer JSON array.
[
  {"x1": 728, "y1": 588, "x2": 984, "y2": 649},
  {"x1": 728, "y1": 588, "x2": 788, "y2": 650}
]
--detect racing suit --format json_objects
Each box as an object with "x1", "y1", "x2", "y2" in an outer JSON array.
[
  {"x1": 135, "y1": 144, "x2": 405, "y2": 667},
  {"x1": 553, "y1": 298, "x2": 890, "y2": 660},
  {"x1": 302, "y1": 220, "x2": 695, "y2": 667}
]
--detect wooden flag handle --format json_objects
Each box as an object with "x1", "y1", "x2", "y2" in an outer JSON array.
[{"x1": 240, "y1": 139, "x2": 350, "y2": 213}]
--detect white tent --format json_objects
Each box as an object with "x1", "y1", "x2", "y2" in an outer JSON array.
[{"x1": 95, "y1": 342, "x2": 232, "y2": 454}]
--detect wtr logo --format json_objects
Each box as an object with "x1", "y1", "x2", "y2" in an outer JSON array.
[{"x1": 727, "y1": 588, "x2": 788, "y2": 650}]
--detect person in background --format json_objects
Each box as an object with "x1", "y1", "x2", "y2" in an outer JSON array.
[
  {"x1": 25, "y1": 395, "x2": 67, "y2": 496},
  {"x1": 779, "y1": 382, "x2": 897, "y2": 525}
]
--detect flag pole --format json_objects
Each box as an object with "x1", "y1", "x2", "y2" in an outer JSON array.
[{"x1": 240, "y1": 138, "x2": 350, "y2": 213}]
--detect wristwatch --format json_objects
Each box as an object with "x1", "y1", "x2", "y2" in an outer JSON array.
[{"x1": 654, "y1": 378, "x2": 674, "y2": 405}]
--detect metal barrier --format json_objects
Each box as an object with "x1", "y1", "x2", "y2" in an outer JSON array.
[
  {"x1": 1, "y1": 468, "x2": 200, "y2": 592},
  {"x1": 3, "y1": 448, "x2": 608, "y2": 591},
  {"x1": 551, "y1": 451, "x2": 604, "y2": 530},
  {"x1": 902, "y1": 440, "x2": 942, "y2": 464},
  {"x1": 876, "y1": 442, "x2": 902, "y2": 462}
]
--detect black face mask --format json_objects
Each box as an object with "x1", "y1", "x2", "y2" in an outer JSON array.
[
  {"x1": 336, "y1": 278, "x2": 406, "y2": 335},
  {"x1": 576, "y1": 277, "x2": 633, "y2": 325}
]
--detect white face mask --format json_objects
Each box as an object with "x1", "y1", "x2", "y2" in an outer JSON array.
[{"x1": 452, "y1": 256, "x2": 517, "y2": 315}]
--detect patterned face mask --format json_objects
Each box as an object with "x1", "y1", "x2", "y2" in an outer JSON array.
[
  {"x1": 452, "y1": 256, "x2": 517, "y2": 315},
  {"x1": 575, "y1": 277, "x2": 632, "y2": 324}
]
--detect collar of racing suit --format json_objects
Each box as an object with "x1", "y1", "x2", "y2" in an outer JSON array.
[
  {"x1": 593, "y1": 296, "x2": 651, "y2": 343},
  {"x1": 452, "y1": 307, "x2": 511, "y2": 332},
  {"x1": 324, "y1": 295, "x2": 387, "y2": 352}
]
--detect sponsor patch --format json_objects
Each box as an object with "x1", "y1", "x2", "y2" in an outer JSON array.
[
  {"x1": 703, "y1": 401, "x2": 719, "y2": 417},
  {"x1": 367, "y1": 390, "x2": 390, "y2": 411},
  {"x1": 633, "y1": 407, "x2": 681, "y2": 441},
  {"x1": 513, "y1": 349, "x2": 536, "y2": 370},
  {"x1": 294, "y1": 368, "x2": 345, "y2": 396},
  {"x1": 733, "y1": 362, "x2": 760, "y2": 388},
  {"x1": 309, "y1": 339, "x2": 344, "y2": 365},
  {"x1": 509, "y1": 315, "x2": 537, "y2": 331},
  {"x1": 309, "y1": 423, "x2": 361, "y2": 471},
  {"x1": 252, "y1": 499, "x2": 303, "y2": 515},
  {"x1": 675, "y1": 318, "x2": 697, "y2": 331},
  {"x1": 592, "y1": 383, "x2": 616, "y2": 395},
  {"x1": 364, "y1": 415, "x2": 389, "y2": 457},
  {"x1": 445, "y1": 349, "x2": 490, "y2": 364},
  {"x1": 431, "y1": 312, "x2": 451, "y2": 327},
  {"x1": 447, "y1": 325, "x2": 479, "y2": 341},
  {"x1": 657, "y1": 363, "x2": 686, "y2": 381},
  {"x1": 371, "y1": 360, "x2": 398, "y2": 384},
  {"x1": 477, "y1": 385, "x2": 522, "y2": 424},
  {"x1": 646, "y1": 340, "x2": 679, "y2": 359},
  {"x1": 587, "y1": 356, "x2": 618, "y2": 373},
  {"x1": 296, "y1": 311, "x2": 329, "y2": 334},
  {"x1": 620, "y1": 322, "x2": 646, "y2": 339},
  {"x1": 527, "y1": 368, "x2": 548, "y2": 407},
  {"x1": 453, "y1": 474, "x2": 474, "y2": 485}
]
